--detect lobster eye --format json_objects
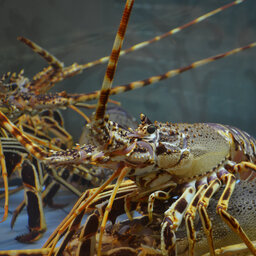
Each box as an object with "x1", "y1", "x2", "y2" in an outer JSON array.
[{"x1": 147, "y1": 124, "x2": 156, "y2": 134}]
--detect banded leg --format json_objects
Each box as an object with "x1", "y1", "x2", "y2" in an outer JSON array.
[
  {"x1": 216, "y1": 165, "x2": 256, "y2": 255},
  {"x1": 201, "y1": 240, "x2": 256, "y2": 256},
  {"x1": 184, "y1": 179, "x2": 208, "y2": 256},
  {"x1": 0, "y1": 110, "x2": 48, "y2": 160},
  {"x1": 0, "y1": 139, "x2": 28, "y2": 225},
  {"x1": 16, "y1": 159, "x2": 46, "y2": 242},
  {"x1": 45, "y1": 179, "x2": 137, "y2": 255},
  {"x1": 11, "y1": 167, "x2": 75, "y2": 231},
  {"x1": 197, "y1": 175, "x2": 222, "y2": 256},
  {"x1": 54, "y1": 208, "x2": 86, "y2": 256},
  {"x1": 44, "y1": 164, "x2": 128, "y2": 254},
  {"x1": 0, "y1": 139, "x2": 8, "y2": 223},
  {"x1": 148, "y1": 190, "x2": 170, "y2": 222},
  {"x1": 232, "y1": 161, "x2": 256, "y2": 181},
  {"x1": 97, "y1": 166, "x2": 130, "y2": 255},
  {"x1": 0, "y1": 248, "x2": 53, "y2": 256},
  {"x1": 73, "y1": 187, "x2": 141, "y2": 256},
  {"x1": 39, "y1": 115, "x2": 73, "y2": 149},
  {"x1": 76, "y1": 210, "x2": 100, "y2": 256},
  {"x1": 161, "y1": 182, "x2": 196, "y2": 256},
  {"x1": 52, "y1": 175, "x2": 134, "y2": 255},
  {"x1": 17, "y1": 36, "x2": 64, "y2": 93},
  {"x1": 0, "y1": 126, "x2": 49, "y2": 238},
  {"x1": 17, "y1": 110, "x2": 72, "y2": 150}
]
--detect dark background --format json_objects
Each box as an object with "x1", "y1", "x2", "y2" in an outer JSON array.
[{"x1": 0, "y1": 0, "x2": 256, "y2": 250}]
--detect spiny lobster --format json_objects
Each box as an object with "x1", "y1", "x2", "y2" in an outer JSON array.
[
  {"x1": 1, "y1": 0, "x2": 252, "y2": 244},
  {"x1": 43, "y1": 1, "x2": 256, "y2": 255},
  {"x1": 0, "y1": 0, "x2": 256, "y2": 255}
]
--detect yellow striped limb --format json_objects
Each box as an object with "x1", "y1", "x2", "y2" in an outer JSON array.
[
  {"x1": 0, "y1": 139, "x2": 9, "y2": 223},
  {"x1": 66, "y1": 41, "x2": 256, "y2": 106},
  {"x1": 0, "y1": 111, "x2": 48, "y2": 160},
  {"x1": 202, "y1": 241, "x2": 256, "y2": 256}
]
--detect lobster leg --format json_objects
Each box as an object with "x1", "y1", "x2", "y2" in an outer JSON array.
[
  {"x1": 201, "y1": 240, "x2": 256, "y2": 256},
  {"x1": 0, "y1": 110, "x2": 48, "y2": 160},
  {"x1": 217, "y1": 167, "x2": 256, "y2": 255},
  {"x1": 0, "y1": 139, "x2": 8, "y2": 223},
  {"x1": 45, "y1": 180, "x2": 137, "y2": 255},
  {"x1": 0, "y1": 138, "x2": 27, "y2": 224},
  {"x1": 161, "y1": 182, "x2": 196, "y2": 256},
  {"x1": 54, "y1": 208, "x2": 86, "y2": 256},
  {"x1": 147, "y1": 191, "x2": 171, "y2": 223},
  {"x1": 11, "y1": 167, "x2": 75, "y2": 231},
  {"x1": 197, "y1": 176, "x2": 222, "y2": 256},
  {"x1": 39, "y1": 115, "x2": 73, "y2": 149},
  {"x1": 184, "y1": 181, "x2": 208, "y2": 256},
  {"x1": 97, "y1": 166, "x2": 130, "y2": 255},
  {"x1": 74, "y1": 184, "x2": 140, "y2": 256},
  {"x1": 233, "y1": 161, "x2": 256, "y2": 181},
  {"x1": 16, "y1": 159, "x2": 46, "y2": 242},
  {"x1": 77, "y1": 210, "x2": 100, "y2": 256},
  {"x1": 0, "y1": 248, "x2": 52, "y2": 256},
  {"x1": 11, "y1": 200, "x2": 26, "y2": 229},
  {"x1": 44, "y1": 164, "x2": 127, "y2": 255}
]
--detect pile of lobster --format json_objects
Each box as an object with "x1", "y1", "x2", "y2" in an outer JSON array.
[{"x1": 0, "y1": 0, "x2": 256, "y2": 255}]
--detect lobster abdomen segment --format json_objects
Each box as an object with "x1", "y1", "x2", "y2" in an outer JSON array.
[{"x1": 208, "y1": 123, "x2": 256, "y2": 164}]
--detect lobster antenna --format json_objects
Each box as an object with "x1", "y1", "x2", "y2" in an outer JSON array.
[
  {"x1": 41, "y1": 2, "x2": 134, "y2": 254},
  {"x1": 79, "y1": 0, "x2": 245, "y2": 70},
  {"x1": 18, "y1": 0, "x2": 243, "y2": 86},
  {"x1": 108, "y1": 42, "x2": 256, "y2": 94},
  {"x1": 69, "y1": 41, "x2": 256, "y2": 103},
  {"x1": 17, "y1": 37, "x2": 65, "y2": 93},
  {"x1": 27, "y1": 41, "x2": 255, "y2": 109},
  {"x1": 94, "y1": 0, "x2": 134, "y2": 121},
  {"x1": 0, "y1": 111, "x2": 48, "y2": 160},
  {"x1": 18, "y1": 36, "x2": 64, "y2": 70}
]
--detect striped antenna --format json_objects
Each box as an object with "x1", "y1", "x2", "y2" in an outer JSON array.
[
  {"x1": 94, "y1": 0, "x2": 134, "y2": 121},
  {"x1": 79, "y1": 0, "x2": 244, "y2": 70},
  {"x1": 25, "y1": 41, "x2": 255, "y2": 110},
  {"x1": 18, "y1": 0, "x2": 243, "y2": 91},
  {"x1": 0, "y1": 141, "x2": 8, "y2": 223},
  {"x1": 18, "y1": 36, "x2": 64, "y2": 70},
  {"x1": 17, "y1": 37, "x2": 65, "y2": 94},
  {"x1": 68, "y1": 41, "x2": 256, "y2": 103},
  {"x1": 0, "y1": 111, "x2": 48, "y2": 160}
]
